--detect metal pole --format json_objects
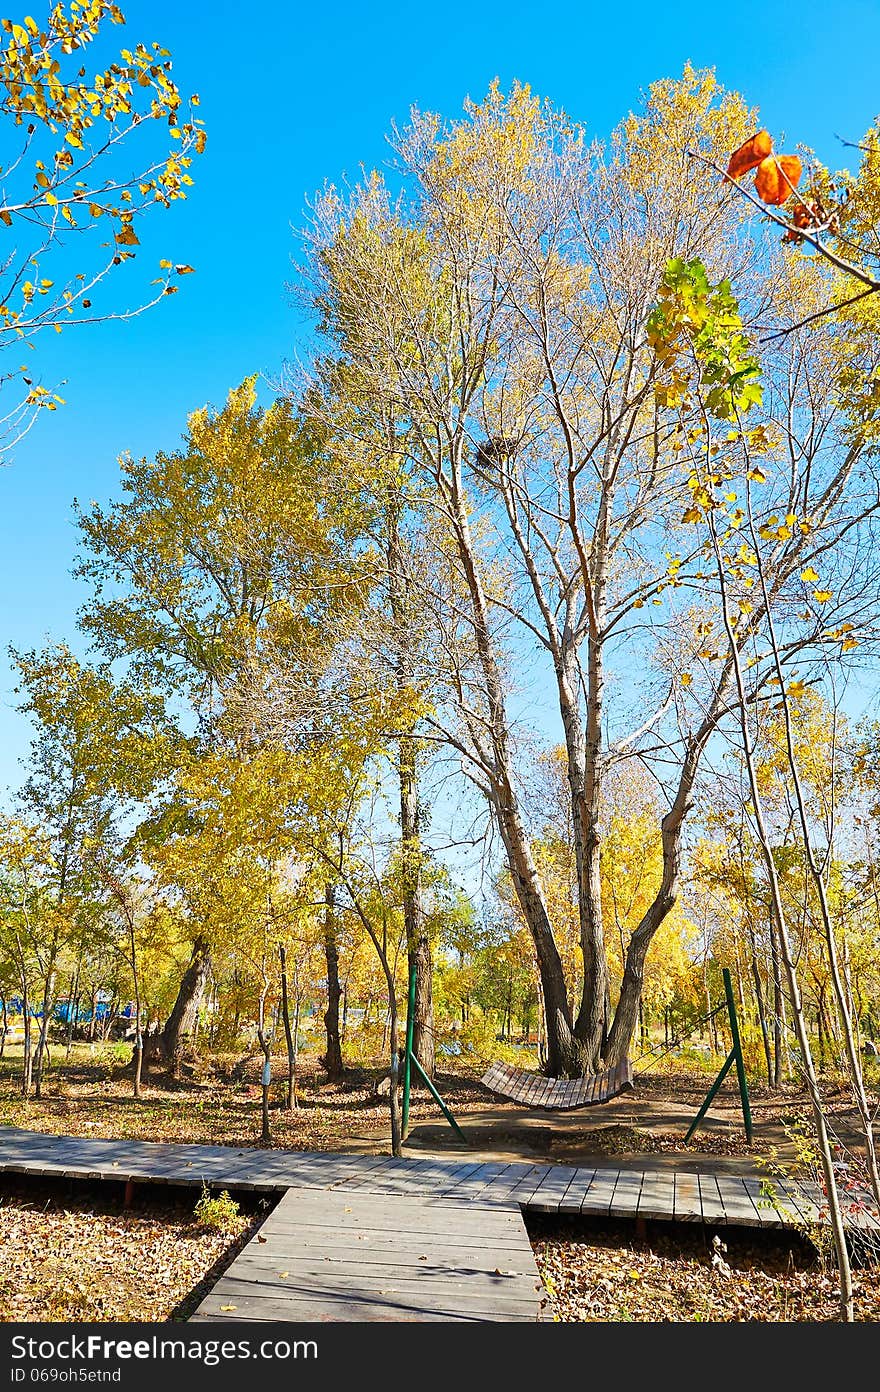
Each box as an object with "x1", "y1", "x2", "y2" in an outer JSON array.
[
  {"x1": 409, "y1": 1053, "x2": 468, "y2": 1146},
  {"x1": 684, "y1": 1048, "x2": 735, "y2": 1143},
  {"x1": 401, "y1": 960, "x2": 416, "y2": 1140},
  {"x1": 723, "y1": 965, "x2": 753, "y2": 1142}
]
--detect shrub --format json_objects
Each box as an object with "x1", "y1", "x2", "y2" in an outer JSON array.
[{"x1": 193, "y1": 1186, "x2": 240, "y2": 1232}]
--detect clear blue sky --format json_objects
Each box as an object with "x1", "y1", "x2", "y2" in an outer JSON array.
[{"x1": 1, "y1": 0, "x2": 879, "y2": 801}]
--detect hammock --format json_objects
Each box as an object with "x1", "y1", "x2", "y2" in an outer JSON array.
[{"x1": 480, "y1": 1056, "x2": 633, "y2": 1111}]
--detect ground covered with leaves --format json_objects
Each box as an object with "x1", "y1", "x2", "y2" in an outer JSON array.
[
  {"x1": 0, "y1": 1047, "x2": 423, "y2": 1152},
  {"x1": 0, "y1": 1177, "x2": 262, "y2": 1322},
  {"x1": 528, "y1": 1214, "x2": 880, "y2": 1321}
]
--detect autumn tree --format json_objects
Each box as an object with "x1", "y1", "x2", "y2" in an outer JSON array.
[
  {"x1": 74, "y1": 379, "x2": 368, "y2": 1071},
  {"x1": 2, "y1": 644, "x2": 172, "y2": 1093},
  {"x1": 647, "y1": 250, "x2": 880, "y2": 1320},
  {"x1": 0, "y1": 2, "x2": 205, "y2": 455},
  {"x1": 301, "y1": 69, "x2": 825, "y2": 1075}
]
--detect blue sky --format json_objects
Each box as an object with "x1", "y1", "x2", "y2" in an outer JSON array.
[{"x1": 1, "y1": 0, "x2": 879, "y2": 801}]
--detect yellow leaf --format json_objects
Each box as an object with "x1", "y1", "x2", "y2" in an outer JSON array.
[
  {"x1": 800, "y1": 567, "x2": 819, "y2": 583},
  {"x1": 813, "y1": 590, "x2": 833, "y2": 603},
  {"x1": 681, "y1": 673, "x2": 692, "y2": 686}
]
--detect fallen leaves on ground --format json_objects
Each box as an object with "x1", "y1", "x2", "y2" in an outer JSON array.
[
  {"x1": 529, "y1": 1214, "x2": 880, "y2": 1322},
  {"x1": 0, "y1": 1182, "x2": 259, "y2": 1322}
]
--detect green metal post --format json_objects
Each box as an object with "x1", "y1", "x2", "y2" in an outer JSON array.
[
  {"x1": 402, "y1": 960, "x2": 416, "y2": 1140},
  {"x1": 409, "y1": 1053, "x2": 468, "y2": 1146},
  {"x1": 723, "y1": 966, "x2": 753, "y2": 1142},
  {"x1": 684, "y1": 1049, "x2": 735, "y2": 1143},
  {"x1": 684, "y1": 968, "x2": 753, "y2": 1144}
]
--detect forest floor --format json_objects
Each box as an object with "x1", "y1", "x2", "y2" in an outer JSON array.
[
  {"x1": 1, "y1": 1043, "x2": 878, "y2": 1322},
  {"x1": 0, "y1": 1174, "x2": 262, "y2": 1322}
]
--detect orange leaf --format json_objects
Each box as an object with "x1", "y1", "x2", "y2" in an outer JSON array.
[
  {"x1": 790, "y1": 202, "x2": 816, "y2": 229},
  {"x1": 754, "y1": 155, "x2": 802, "y2": 206},
  {"x1": 726, "y1": 130, "x2": 772, "y2": 179}
]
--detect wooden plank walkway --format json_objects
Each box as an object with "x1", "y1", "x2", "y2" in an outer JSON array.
[
  {"x1": 1, "y1": 1125, "x2": 869, "y2": 1231},
  {"x1": 192, "y1": 1189, "x2": 548, "y2": 1322},
  {"x1": 3, "y1": 1124, "x2": 877, "y2": 1322}
]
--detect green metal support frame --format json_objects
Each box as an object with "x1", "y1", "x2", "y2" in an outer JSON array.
[
  {"x1": 684, "y1": 967, "x2": 753, "y2": 1144},
  {"x1": 401, "y1": 962, "x2": 468, "y2": 1146}
]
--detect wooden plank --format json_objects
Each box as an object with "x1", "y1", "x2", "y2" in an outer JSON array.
[
  {"x1": 524, "y1": 1165, "x2": 580, "y2": 1214},
  {"x1": 697, "y1": 1173, "x2": 727, "y2": 1225},
  {"x1": 580, "y1": 1168, "x2": 619, "y2": 1217},
  {"x1": 715, "y1": 1175, "x2": 766, "y2": 1225},
  {"x1": 673, "y1": 1171, "x2": 702, "y2": 1222},
  {"x1": 607, "y1": 1169, "x2": 643, "y2": 1220},
  {"x1": 557, "y1": 1168, "x2": 596, "y2": 1213},
  {"x1": 636, "y1": 1170, "x2": 675, "y2": 1221},
  {"x1": 774, "y1": 1180, "x2": 822, "y2": 1228},
  {"x1": 192, "y1": 1187, "x2": 546, "y2": 1323},
  {"x1": 739, "y1": 1175, "x2": 783, "y2": 1227}
]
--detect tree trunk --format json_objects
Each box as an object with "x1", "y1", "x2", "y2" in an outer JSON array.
[
  {"x1": 65, "y1": 961, "x2": 80, "y2": 1063},
  {"x1": 20, "y1": 973, "x2": 32, "y2": 1099},
  {"x1": 152, "y1": 937, "x2": 211, "y2": 1075},
  {"x1": 33, "y1": 967, "x2": 56, "y2": 1100},
  {"x1": 386, "y1": 488, "x2": 436, "y2": 1078},
  {"x1": 398, "y1": 731, "x2": 435, "y2": 1078},
  {"x1": 770, "y1": 927, "x2": 787, "y2": 1086},
  {"x1": 322, "y1": 884, "x2": 344, "y2": 1081},
  {"x1": 746, "y1": 922, "x2": 774, "y2": 1089},
  {"x1": 279, "y1": 943, "x2": 297, "y2": 1110}
]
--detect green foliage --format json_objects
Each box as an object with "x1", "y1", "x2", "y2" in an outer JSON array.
[
  {"x1": 647, "y1": 257, "x2": 763, "y2": 420},
  {"x1": 193, "y1": 1186, "x2": 240, "y2": 1232}
]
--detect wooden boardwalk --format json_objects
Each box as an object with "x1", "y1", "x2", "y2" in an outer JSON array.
[
  {"x1": 192, "y1": 1188, "x2": 548, "y2": 1322},
  {"x1": 2, "y1": 1125, "x2": 877, "y2": 1322},
  {"x1": 1, "y1": 1124, "x2": 874, "y2": 1230}
]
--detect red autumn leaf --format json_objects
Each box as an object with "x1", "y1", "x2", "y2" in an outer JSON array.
[
  {"x1": 754, "y1": 154, "x2": 802, "y2": 205},
  {"x1": 790, "y1": 202, "x2": 816, "y2": 229},
  {"x1": 726, "y1": 130, "x2": 773, "y2": 179}
]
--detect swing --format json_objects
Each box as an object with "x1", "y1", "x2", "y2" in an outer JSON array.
[
  {"x1": 480, "y1": 968, "x2": 752, "y2": 1139},
  {"x1": 480, "y1": 1055, "x2": 633, "y2": 1110}
]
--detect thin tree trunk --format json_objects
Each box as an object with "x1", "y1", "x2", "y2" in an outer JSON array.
[
  {"x1": 747, "y1": 922, "x2": 774, "y2": 1089},
  {"x1": 19, "y1": 969, "x2": 32, "y2": 1099},
  {"x1": 710, "y1": 500, "x2": 853, "y2": 1321},
  {"x1": 65, "y1": 961, "x2": 80, "y2": 1063},
  {"x1": 386, "y1": 488, "x2": 436, "y2": 1078},
  {"x1": 398, "y1": 731, "x2": 435, "y2": 1078},
  {"x1": 322, "y1": 883, "x2": 344, "y2": 1081},
  {"x1": 279, "y1": 942, "x2": 297, "y2": 1110},
  {"x1": 256, "y1": 984, "x2": 272, "y2": 1146},
  {"x1": 33, "y1": 966, "x2": 56, "y2": 1100}
]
